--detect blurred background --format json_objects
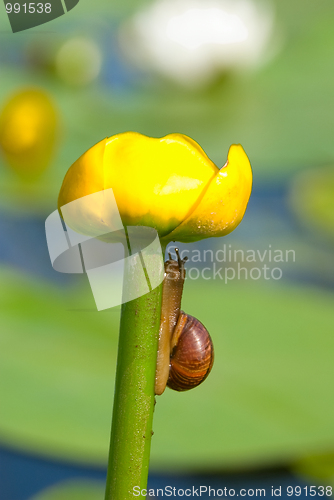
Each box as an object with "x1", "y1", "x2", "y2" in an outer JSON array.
[{"x1": 1, "y1": 0, "x2": 334, "y2": 498}]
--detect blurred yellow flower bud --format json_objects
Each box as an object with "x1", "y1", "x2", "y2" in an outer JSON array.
[
  {"x1": 58, "y1": 132, "x2": 252, "y2": 243},
  {"x1": 0, "y1": 88, "x2": 58, "y2": 177}
]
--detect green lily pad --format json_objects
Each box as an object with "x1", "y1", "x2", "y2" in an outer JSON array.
[
  {"x1": 1, "y1": 267, "x2": 334, "y2": 470},
  {"x1": 0, "y1": 267, "x2": 119, "y2": 464},
  {"x1": 29, "y1": 480, "x2": 104, "y2": 500},
  {"x1": 152, "y1": 278, "x2": 334, "y2": 469}
]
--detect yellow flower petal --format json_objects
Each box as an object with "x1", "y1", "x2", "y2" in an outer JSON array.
[
  {"x1": 59, "y1": 132, "x2": 218, "y2": 237},
  {"x1": 58, "y1": 137, "x2": 107, "y2": 236},
  {"x1": 58, "y1": 137, "x2": 106, "y2": 207},
  {"x1": 161, "y1": 144, "x2": 252, "y2": 243}
]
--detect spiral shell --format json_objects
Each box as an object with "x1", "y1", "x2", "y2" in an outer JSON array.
[{"x1": 167, "y1": 312, "x2": 214, "y2": 392}]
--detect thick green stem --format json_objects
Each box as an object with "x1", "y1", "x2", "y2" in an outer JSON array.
[{"x1": 104, "y1": 246, "x2": 165, "y2": 500}]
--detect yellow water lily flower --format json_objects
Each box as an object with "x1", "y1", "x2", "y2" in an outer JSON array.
[
  {"x1": 0, "y1": 88, "x2": 58, "y2": 177},
  {"x1": 58, "y1": 132, "x2": 252, "y2": 243}
]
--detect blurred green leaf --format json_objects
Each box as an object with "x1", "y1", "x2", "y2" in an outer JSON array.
[
  {"x1": 30, "y1": 480, "x2": 104, "y2": 500},
  {"x1": 1, "y1": 268, "x2": 334, "y2": 470},
  {"x1": 152, "y1": 278, "x2": 334, "y2": 470},
  {"x1": 0, "y1": 267, "x2": 119, "y2": 464}
]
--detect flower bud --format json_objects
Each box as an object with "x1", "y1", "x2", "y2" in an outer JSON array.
[{"x1": 58, "y1": 132, "x2": 252, "y2": 243}]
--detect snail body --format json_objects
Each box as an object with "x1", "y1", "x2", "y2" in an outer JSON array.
[{"x1": 155, "y1": 249, "x2": 214, "y2": 395}]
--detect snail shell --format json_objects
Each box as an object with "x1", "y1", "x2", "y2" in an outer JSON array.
[{"x1": 167, "y1": 311, "x2": 214, "y2": 392}]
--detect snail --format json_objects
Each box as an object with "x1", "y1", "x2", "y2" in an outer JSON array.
[{"x1": 155, "y1": 249, "x2": 214, "y2": 395}]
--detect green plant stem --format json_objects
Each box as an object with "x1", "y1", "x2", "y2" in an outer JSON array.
[{"x1": 104, "y1": 248, "x2": 165, "y2": 500}]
